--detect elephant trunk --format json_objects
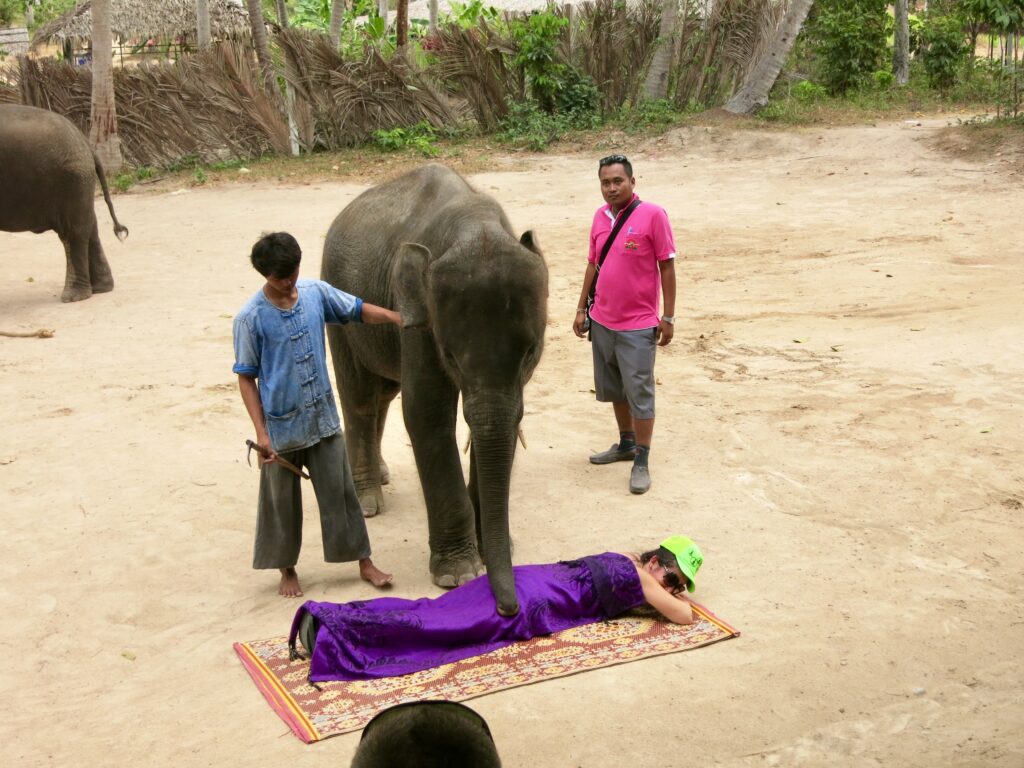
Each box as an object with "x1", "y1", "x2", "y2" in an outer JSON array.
[{"x1": 466, "y1": 409, "x2": 520, "y2": 617}]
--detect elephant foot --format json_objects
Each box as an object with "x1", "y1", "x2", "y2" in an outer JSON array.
[
  {"x1": 61, "y1": 285, "x2": 93, "y2": 303},
  {"x1": 91, "y1": 278, "x2": 114, "y2": 294},
  {"x1": 359, "y1": 487, "x2": 385, "y2": 518},
  {"x1": 430, "y1": 551, "x2": 484, "y2": 589},
  {"x1": 379, "y1": 460, "x2": 390, "y2": 486}
]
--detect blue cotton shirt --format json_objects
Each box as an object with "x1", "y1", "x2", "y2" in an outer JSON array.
[{"x1": 232, "y1": 279, "x2": 364, "y2": 453}]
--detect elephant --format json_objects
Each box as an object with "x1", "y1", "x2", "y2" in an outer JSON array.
[
  {"x1": 351, "y1": 701, "x2": 501, "y2": 767},
  {"x1": 322, "y1": 164, "x2": 548, "y2": 617},
  {"x1": 0, "y1": 104, "x2": 128, "y2": 302}
]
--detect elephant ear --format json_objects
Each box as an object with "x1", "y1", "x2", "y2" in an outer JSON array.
[
  {"x1": 393, "y1": 243, "x2": 432, "y2": 329},
  {"x1": 519, "y1": 230, "x2": 541, "y2": 256}
]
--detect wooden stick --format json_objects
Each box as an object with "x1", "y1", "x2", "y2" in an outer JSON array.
[{"x1": 245, "y1": 439, "x2": 310, "y2": 480}]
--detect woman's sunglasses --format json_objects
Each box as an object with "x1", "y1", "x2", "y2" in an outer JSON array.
[{"x1": 658, "y1": 559, "x2": 683, "y2": 590}]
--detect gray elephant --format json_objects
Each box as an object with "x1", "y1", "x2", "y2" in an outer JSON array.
[
  {"x1": 351, "y1": 701, "x2": 501, "y2": 767},
  {"x1": 322, "y1": 164, "x2": 548, "y2": 616},
  {"x1": 0, "y1": 104, "x2": 128, "y2": 302}
]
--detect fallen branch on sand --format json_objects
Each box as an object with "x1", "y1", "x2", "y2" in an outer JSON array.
[{"x1": 0, "y1": 329, "x2": 55, "y2": 338}]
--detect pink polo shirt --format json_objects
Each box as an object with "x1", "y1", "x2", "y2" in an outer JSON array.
[{"x1": 588, "y1": 195, "x2": 676, "y2": 331}]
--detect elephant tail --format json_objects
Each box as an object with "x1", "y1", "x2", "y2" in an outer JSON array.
[{"x1": 92, "y1": 151, "x2": 129, "y2": 242}]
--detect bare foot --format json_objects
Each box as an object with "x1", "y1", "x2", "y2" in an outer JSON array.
[
  {"x1": 359, "y1": 558, "x2": 393, "y2": 588},
  {"x1": 279, "y1": 567, "x2": 303, "y2": 597}
]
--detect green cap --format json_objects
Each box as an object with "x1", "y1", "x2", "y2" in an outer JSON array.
[{"x1": 659, "y1": 536, "x2": 704, "y2": 592}]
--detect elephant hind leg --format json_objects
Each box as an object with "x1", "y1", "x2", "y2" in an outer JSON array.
[
  {"x1": 88, "y1": 220, "x2": 114, "y2": 294},
  {"x1": 60, "y1": 231, "x2": 93, "y2": 303},
  {"x1": 377, "y1": 381, "x2": 400, "y2": 486}
]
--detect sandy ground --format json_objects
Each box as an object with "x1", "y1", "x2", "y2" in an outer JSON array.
[{"x1": 2, "y1": 119, "x2": 1023, "y2": 766}]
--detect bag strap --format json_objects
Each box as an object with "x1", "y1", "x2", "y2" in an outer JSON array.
[{"x1": 589, "y1": 197, "x2": 641, "y2": 305}]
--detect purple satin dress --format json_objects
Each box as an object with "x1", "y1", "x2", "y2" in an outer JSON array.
[{"x1": 289, "y1": 552, "x2": 645, "y2": 682}]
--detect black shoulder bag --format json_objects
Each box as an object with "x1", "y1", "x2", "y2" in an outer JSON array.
[{"x1": 583, "y1": 198, "x2": 641, "y2": 340}]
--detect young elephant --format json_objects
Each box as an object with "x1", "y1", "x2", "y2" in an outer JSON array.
[
  {"x1": 0, "y1": 104, "x2": 128, "y2": 302},
  {"x1": 322, "y1": 164, "x2": 548, "y2": 617},
  {"x1": 351, "y1": 701, "x2": 501, "y2": 768}
]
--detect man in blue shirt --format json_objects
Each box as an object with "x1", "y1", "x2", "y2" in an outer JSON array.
[{"x1": 233, "y1": 232, "x2": 400, "y2": 597}]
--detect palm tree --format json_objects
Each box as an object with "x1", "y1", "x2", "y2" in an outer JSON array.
[
  {"x1": 378, "y1": 0, "x2": 388, "y2": 27},
  {"x1": 396, "y1": 0, "x2": 408, "y2": 51},
  {"x1": 643, "y1": 0, "x2": 680, "y2": 100},
  {"x1": 723, "y1": 0, "x2": 813, "y2": 114},
  {"x1": 88, "y1": 0, "x2": 122, "y2": 174},
  {"x1": 894, "y1": 0, "x2": 909, "y2": 86},
  {"x1": 330, "y1": 0, "x2": 345, "y2": 47},
  {"x1": 196, "y1": 0, "x2": 212, "y2": 49},
  {"x1": 429, "y1": 0, "x2": 438, "y2": 34},
  {"x1": 245, "y1": 0, "x2": 278, "y2": 98}
]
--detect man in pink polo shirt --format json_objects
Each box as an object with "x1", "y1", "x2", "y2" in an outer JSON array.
[{"x1": 572, "y1": 155, "x2": 676, "y2": 494}]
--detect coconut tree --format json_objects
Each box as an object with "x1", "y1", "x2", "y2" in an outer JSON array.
[
  {"x1": 329, "y1": 0, "x2": 344, "y2": 47},
  {"x1": 88, "y1": 0, "x2": 122, "y2": 173},
  {"x1": 894, "y1": 0, "x2": 910, "y2": 86},
  {"x1": 378, "y1": 0, "x2": 388, "y2": 26},
  {"x1": 429, "y1": 0, "x2": 438, "y2": 34},
  {"x1": 643, "y1": 0, "x2": 680, "y2": 100},
  {"x1": 196, "y1": 0, "x2": 212, "y2": 49},
  {"x1": 723, "y1": 0, "x2": 814, "y2": 114},
  {"x1": 245, "y1": 0, "x2": 278, "y2": 97},
  {"x1": 276, "y1": 0, "x2": 289, "y2": 27},
  {"x1": 396, "y1": 0, "x2": 408, "y2": 51}
]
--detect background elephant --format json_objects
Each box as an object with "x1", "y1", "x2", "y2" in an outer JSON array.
[
  {"x1": 322, "y1": 164, "x2": 548, "y2": 616},
  {"x1": 0, "y1": 104, "x2": 128, "y2": 302}
]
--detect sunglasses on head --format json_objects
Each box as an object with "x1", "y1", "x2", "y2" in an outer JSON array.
[{"x1": 599, "y1": 154, "x2": 629, "y2": 167}]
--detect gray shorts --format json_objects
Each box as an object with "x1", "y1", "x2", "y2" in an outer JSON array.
[{"x1": 591, "y1": 321, "x2": 657, "y2": 419}]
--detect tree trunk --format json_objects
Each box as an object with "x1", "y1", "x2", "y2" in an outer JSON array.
[
  {"x1": 245, "y1": 0, "x2": 278, "y2": 98},
  {"x1": 88, "y1": 0, "x2": 122, "y2": 174},
  {"x1": 329, "y1": 0, "x2": 345, "y2": 47},
  {"x1": 893, "y1": 0, "x2": 909, "y2": 86},
  {"x1": 723, "y1": 0, "x2": 813, "y2": 115},
  {"x1": 429, "y1": 0, "x2": 438, "y2": 34},
  {"x1": 396, "y1": 0, "x2": 408, "y2": 51},
  {"x1": 196, "y1": 0, "x2": 212, "y2": 50},
  {"x1": 378, "y1": 0, "x2": 388, "y2": 27},
  {"x1": 275, "y1": 0, "x2": 289, "y2": 27},
  {"x1": 643, "y1": 0, "x2": 680, "y2": 100}
]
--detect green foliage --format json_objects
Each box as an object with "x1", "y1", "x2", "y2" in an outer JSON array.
[
  {"x1": 193, "y1": 166, "x2": 208, "y2": 185},
  {"x1": 554, "y1": 67, "x2": 601, "y2": 127},
  {"x1": 30, "y1": 0, "x2": 77, "y2": 28},
  {"x1": 872, "y1": 69, "x2": 896, "y2": 89},
  {"x1": 446, "y1": 0, "x2": 501, "y2": 29},
  {"x1": 509, "y1": 10, "x2": 568, "y2": 113},
  {"x1": 792, "y1": 80, "x2": 828, "y2": 103},
  {"x1": 372, "y1": 121, "x2": 441, "y2": 157},
  {"x1": 959, "y1": 0, "x2": 1024, "y2": 31},
  {"x1": 919, "y1": 13, "x2": 969, "y2": 90},
  {"x1": 0, "y1": 0, "x2": 21, "y2": 25},
  {"x1": 612, "y1": 98, "x2": 685, "y2": 134},
  {"x1": 112, "y1": 166, "x2": 156, "y2": 193},
  {"x1": 806, "y1": 1, "x2": 890, "y2": 95},
  {"x1": 496, "y1": 102, "x2": 571, "y2": 151}
]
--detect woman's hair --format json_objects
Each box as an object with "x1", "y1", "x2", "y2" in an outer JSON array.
[{"x1": 639, "y1": 546, "x2": 686, "y2": 595}]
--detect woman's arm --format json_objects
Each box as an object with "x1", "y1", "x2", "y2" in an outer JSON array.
[{"x1": 636, "y1": 566, "x2": 695, "y2": 625}]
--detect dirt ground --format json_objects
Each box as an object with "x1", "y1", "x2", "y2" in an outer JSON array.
[{"x1": 2, "y1": 118, "x2": 1022, "y2": 767}]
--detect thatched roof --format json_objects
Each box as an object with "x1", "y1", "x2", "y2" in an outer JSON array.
[{"x1": 33, "y1": 0, "x2": 251, "y2": 47}]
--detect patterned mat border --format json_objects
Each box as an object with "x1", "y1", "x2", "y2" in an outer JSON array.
[{"x1": 234, "y1": 601, "x2": 739, "y2": 743}]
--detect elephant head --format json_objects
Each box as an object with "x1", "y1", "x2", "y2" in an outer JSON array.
[{"x1": 393, "y1": 229, "x2": 547, "y2": 616}]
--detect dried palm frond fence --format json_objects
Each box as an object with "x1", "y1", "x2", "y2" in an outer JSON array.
[
  {"x1": 277, "y1": 28, "x2": 467, "y2": 150},
  {"x1": 1, "y1": 0, "x2": 789, "y2": 169}
]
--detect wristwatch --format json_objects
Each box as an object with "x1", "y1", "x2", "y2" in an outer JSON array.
[{"x1": 661, "y1": 315, "x2": 675, "y2": 325}]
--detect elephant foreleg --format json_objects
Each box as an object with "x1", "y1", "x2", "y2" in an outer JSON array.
[{"x1": 401, "y1": 331, "x2": 482, "y2": 587}]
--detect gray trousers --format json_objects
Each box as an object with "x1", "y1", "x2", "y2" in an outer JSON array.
[{"x1": 253, "y1": 432, "x2": 371, "y2": 569}]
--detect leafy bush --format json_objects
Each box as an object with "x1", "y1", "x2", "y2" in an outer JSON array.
[
  {"x1": 872, "y1": 69, "x2": 896, "y2": 89},
  {"x1": 919, "y1": 13, "x2": 969, "y2": 90},
  {"x1": 372, "y1": 121, "x2": 441, "y2": 157},
  {"x1": 0, "y1": 0, "x2": 22, "y2": 25},
  {"x1": 496, "y1": 101, "x2": 570, "y2": 151},
  {"x1": 555, "y1": 67, "x2": 601, "y2": 127},
  {"x1": 509, "y1": 10, "x2": 569, "y2": 113},
  {"x1": 806, "y1": 0, "x2": 890, "y2": 95},
  {"x1": 792, "y1": 80, "x2": 828, "y2": 102}
]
